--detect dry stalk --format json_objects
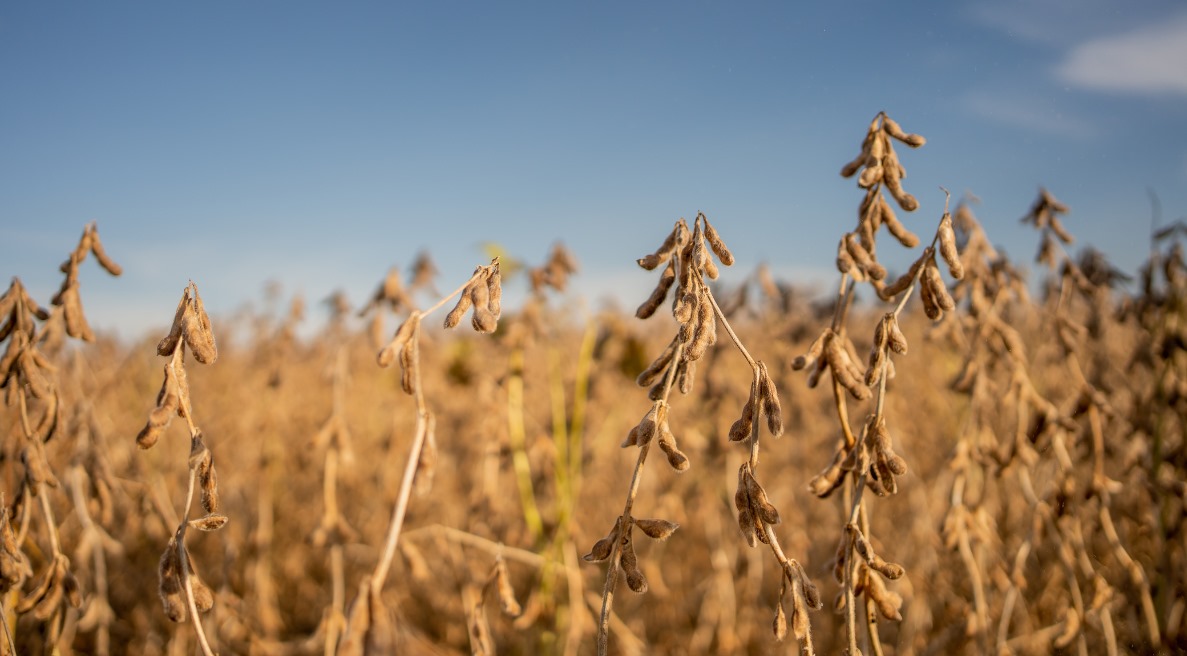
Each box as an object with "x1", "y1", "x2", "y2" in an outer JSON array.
[
  {"x1": 1035, "y1": 206, "x2": 1159, "y2": 649},
  {"x1": 793, "y1": 115, "x2": 947, "y2": 654},
  {"x1": 356, "y1": 252, "x2": 439, "y2": 348},
  {"x1": 587, "y1": 213, "x2": 818, "y2": 655},
  {"x1": 136, "y1": 281, "x2": 224, "y2": 656},
  {"x1": 339, "y1": 258, "x2": 502, "y2": 655},
  {"x1": 1123, "y1": 220, "x2": 1187, "y2": 645},
  {"x1": 0, "y1": 223, "x2": 120, "y2": 652},
  {"x1": 463, "y1": 553, "x2": 525, "y2": 655},
  {"x1": 311, "y1": 345, "x2": 359, "y2": 655},
  {"x1": 62, "y1": 402, "x2": 124, "y2": 656},
  {"x1": 935, "y1": 190, "x2": 1169, "y2": 654}
]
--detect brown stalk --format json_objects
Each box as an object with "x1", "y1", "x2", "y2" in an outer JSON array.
[
  {"x1": 339, "y1": 259, "x2": 501, "y2": 654},
  {"x1": 800, "y1": 117, "x2": 943, "y2": 651},
  {"x1": 368, "y1": 259, "x2": 499, "y2": 590},
  {"x1": 137, "y1": 282, "x2": 223, "y2": 656},
  {"x1": 594, "y1": 214, "x2": 816, "y2": 655}
]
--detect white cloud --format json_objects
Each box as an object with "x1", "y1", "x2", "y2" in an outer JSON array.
[
  {"x1": 960, "y1": 90, "x2": 1096, "y2": 139},
  {"x1": 1056, "y1": 14, "x2": 1187, "y2": 95},
  {"x1": 966, "y1": 0, "x2": 1120, "y2": 46}
]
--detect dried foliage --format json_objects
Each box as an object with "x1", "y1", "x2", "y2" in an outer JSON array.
[
  {"x1": 589, "y1": 213, "x2": 819, "y2": 655},
  {"x1": 1, "y1": 127, "x2": 1185, "y2": 656},
  {"x1": 0, "y1": 223, "x2": 119, "y2": 654},
  {"x1": 137, "y1": 281, "x2": 224, "y2": 656}
]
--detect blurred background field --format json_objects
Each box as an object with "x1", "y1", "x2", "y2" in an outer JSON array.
[
  {"x1": 2, "y1": 212, "x2": 1185, "y2": 653},
  {"x1": 3, "y1": 3, "x2": 1186, "y2": 653}
]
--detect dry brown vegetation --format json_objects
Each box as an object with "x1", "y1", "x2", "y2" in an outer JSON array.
[{"x1": 2, "y1": 116, "x2": 1185, "y2": 655}]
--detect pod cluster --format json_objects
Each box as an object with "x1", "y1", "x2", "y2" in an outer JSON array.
[
  {"x1": 583, "y1": 516, "x2": 679, "y2": 594},
  {"x1": 837, "y1": 113, "x2": 927, "y2": 285}
]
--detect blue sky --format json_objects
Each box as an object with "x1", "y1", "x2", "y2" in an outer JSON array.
[{"x1": 3, "y1": 1, "x2": 1185, "y2": 340}]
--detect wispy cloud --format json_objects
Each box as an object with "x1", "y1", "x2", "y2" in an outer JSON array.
[
  {"x1": 960, "y1": 89, "x2": 1095, "y2": 139},
  {"x1": 965, "y1": 0, "x2": 1128, "y2": 46},
  {"x1": 1055, "y1": 13, "x2": 1187, "y2": 95}
]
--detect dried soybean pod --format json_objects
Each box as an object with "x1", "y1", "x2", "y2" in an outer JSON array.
[
  {"x1": 861, "y1": 189, "x2": 883, "y2": 232},
  {"x1": 377, "y1": 313, "x2": 419, "y2": 367},
  {"x1": 729, "y1": 391, "x2": 757, "y2": 442},
  {"x1": 61, "y1": 285, "x2": 94, "y2": 341},
  {"x1": 656, "y1": 420, "x2": 689, "y2": 471},
  {"x1": 773, "y1": 597, "x2": 788, "y2": 641},
  {"x1": 809, "y1": 447, "x2": 846, "y2": 497},
  {"x1": 443, "y1": 281, "x2": 474, "y2": 328},
  {"x1": 684, "y1": 289, "x2": 716, "y2": 361},
  {"x1": 626, "y1": 406, "x2": 658, "y2": 447},
  {"x1": 701, "y1": 214, "x2": 734, "y2": 266},
  {"x1": 636, "y1": 336, "x2": 677, "y2": 387},
  {"x1": 637, "y1": 220, "x2": 685, "y2": 270},
  {"x1": 157, "y1": 290, "x2": 189, "y2": 356},
  {"x1": 883, "y1": 172, "x2": 919, "y2": 212},
  {"x1": 919, "y1": 272, "x2": 942, "y2": 320},
  {"x1": 157, "y1": 541, "x2": 186, "y2": 623},
  {"x1": 468, "y1": 275, "x2": 497, "y2": 333},
  {"x1": 866, "y1": 568, "x2": 904, "y2": 621},
  {"x1": 637, "y1": 259, "x2": 676, "y2": 319},
  {"x1": 634, "y1": 518, "x2": 679, "y2": 541},
  {"x1": 924, "y1": 257, "x2": 955, "y2": 312},
  {"x1": 89, "y1": 226, "x2": 123, "y2": 276},
  {"x1": 878, "y1": 264, "x2": 919, "y2": 301},
  {"x1": 882, "y1": 115, "x2": 925, "y2": 147},
  {"x1": 66, "y1": 226, "x2": 93, "y2": 269},
  {"x1": 583, "y1": 520, "x2": 621, "y2": 562},
  {"x1": 399, "y1": 337, "x2": 418, "y2": 395},
  {"x1": 758, "y1": 362, "x2": 783, "y2": 437},
  {"x1": 137, "y1": 425, "x2": 162, "y2": 449},
  {"x1": 827, "y1": 336, "x2": 870, "y2": 400},
  {"x1": 791, "y1": 585, "x2": 810, "y2": 640},
  {"x1": 190, "y1": 570, "x2": 215, "y2": 612},
  {"x1": 636, "y1": 252, "x2": 668, "y2": 270},
  {"x1": 735, "y1": 477, "x2": 757, "y2": 547},
  {"x1": 493, "y1": 558, "x2": 521, "y2": 617},
  {"x1": 673, "y1": 289, "x2": 696, "y2": 325},
  {"x1": 840, "y1": 150, "x2": 868, "y2": 178},
  {"x1": 699, "y1": 237, "x2": 720, "y2": 280},
  {"x1": 584, "y1": 534, "x2": 615, "y2": 562},
  {"x1": 881, "y1": 196, "x2": 920, "y2": 248},
  {"x1": 937, "y1": 212, "x2": 964, "y2": 279},
  {"x1": 881, "y1": 115, "x2": 907, "y2": 140},
  {"x1": 186, "y1": 284, "x2": 218, "y2": 364},
  {"x1": 858, "y1": 164, "x2": 885, "y2": 189},
  {"x1": 486, "y1": 267, "x2": 502, "y2": 319},
  {"x1": 620, "y1": 538, "x2": 647, "y2": 593},
  {"x1": 836, "y1": 237, "x2": 857, "y2": 275},
  {"x1": 865, "y1": 344, "x2": 886, "y2": 387},
  {"x1": 797, "y1": 565, "x2": 823, "y2": 610},
  {"x1": 844, "y1": 233, "x2": 886, "y2": 281},
  {"x1": 792, "y1": 329, "x2": 830, "y2": 371},
  {"x1": 886, "y1": 314, "x2": 908, "y2": 355},
  {"x1": 745, "y1": 470, "x2": 781, "y2": 525},
  {"x1": 677, "y1": 358, "x2": 696, "y2": 395}
]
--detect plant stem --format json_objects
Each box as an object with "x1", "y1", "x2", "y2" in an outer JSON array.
[
  {"x1": 596, "y1": 442, "x2": 650, "y2": 656},
  {"x1": 370, "y1": 262, "x2": 495, "y2": 591},
  {"x1": 371, "y1": 397, "x2": 427, "y2": 589},
  {"x1": 507, "y1": 347, "x2": 544, "y2": 543},
  {"x1": 177, "y1": 470, "x2": 216, "y2": 656}
]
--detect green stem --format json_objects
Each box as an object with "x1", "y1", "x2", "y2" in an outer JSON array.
[
  {"x1": 508, "y1": 347, "x2": 544, "y2": 543},
  {"x1": 569, "y1": 320, "x2": 598, "y2": 502},
  {"x1": 549, "y1": 346, "x2": 571, "y2": 523}
]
